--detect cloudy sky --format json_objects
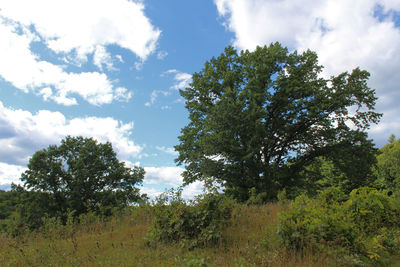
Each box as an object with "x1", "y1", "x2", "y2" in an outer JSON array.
[{"x1": 0, "y1": 0, "x2": 399, "y2": 198}]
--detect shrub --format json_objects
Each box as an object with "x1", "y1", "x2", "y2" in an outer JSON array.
[
  {"x1": 277, "y1": 187, "x2": 400, "y2": 264},
  {"x1": 146, "y1": 188, "x2": 234, "y2": 248},
  {"x1": 277, "y1": 192, "x2": 355, "y2": 250},
  {"x1": 344, "y1": 187, "x2": 399, "y2": 233}
]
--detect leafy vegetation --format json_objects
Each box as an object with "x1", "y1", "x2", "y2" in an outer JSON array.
[
  {"x1": 146, "y1": 188, "x2": 234, "y2": 249},
  {"x1": 375, "y1": 134, "x2": 400, "y2": 194},
  {"x1": 176, "y1": 43, "x2": 381, "y2": 201},
  {"x1": 278, "y1": 187, "x2": 400, "y2": 265}
]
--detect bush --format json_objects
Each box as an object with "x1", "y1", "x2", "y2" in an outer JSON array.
[
  {"x1": 344, "y1": 187, "x2": 399, "y2": 233},
  {"x1": 277, "y1": 187, "x2": 400, "y2": 264},
  {"x1": 277, "y1": 191, "x2": 355, "y2": 250},
  {"x1": 146, "y1": 188, "x2": 234, "y2": 248}
]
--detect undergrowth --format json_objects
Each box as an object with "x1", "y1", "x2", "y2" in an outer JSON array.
[
  {"x1": 278, "y1": 187, "x2": 400, "y2": 266},
  {"x1": 1, "y1": 188, "x2": 399, "y2": 266}
]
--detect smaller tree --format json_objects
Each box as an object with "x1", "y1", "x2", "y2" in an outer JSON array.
[
  {"x1": 375, "y1": 134, "x2": 400, "y2": 194},
  {"x1": 16, "y1": 136, "x2": 145, "y2": 227}
]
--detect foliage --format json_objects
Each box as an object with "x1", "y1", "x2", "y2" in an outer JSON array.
[
  {"x1": 176, "y1": 43, "x2": 381, "y2": 201},
  {"x1": 375, "y1": 134, "x2": 400, "y2": 194},
  {"x1": 0, "y1": 190, "x2": 19, "y2": 231},
  {"x1": 146, "y1": 188, "x2": 234, "y2": 248},
  {"x1": 277, "y1": 188, "x2": 355, "y2": 250},
  {"x1": 277, "y1": 187, "x2": 400, "y2": 264},
  {"x1": 246, "y1": 187, "x2": 269, "y2": 205},
  {"x1": 1, "y1": 199, "x2": 399, "y2": 266},
  {"x1": 0, "y1": 190, "x2": 18, "y2": 220},
  {"x1": 14, "y1": 136, "x2": 145, "y2": 229},
  {"x1": 299, "y1": 144, "x2": 378, "y2": 196},
  {"x1": 345, "y1": 187, "x2": 399, "y2": 233}
]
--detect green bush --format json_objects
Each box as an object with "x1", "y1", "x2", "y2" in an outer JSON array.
[
  {"x1": 277, "y1": 187, "x2": 400, "y2": 264},
  {"x1": 277, "y1": 191, "x2": 355, "y2": 250},
  {"x1": 146, "y1": 188, "x2": 234, "y2": 248},
  {"x1": 344, "y1": 187, "x2": 399, "y2": 233}
]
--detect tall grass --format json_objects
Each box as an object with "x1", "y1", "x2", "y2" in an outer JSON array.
[{"x1": 0, "y1": 202, "x2": 378, "y2": 266}]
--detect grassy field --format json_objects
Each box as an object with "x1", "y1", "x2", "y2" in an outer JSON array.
[{"x1": 0, "y1": 202, "x2": 354, "y2": 267}]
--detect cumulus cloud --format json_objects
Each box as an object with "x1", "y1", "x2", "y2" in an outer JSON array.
[
  {"x1": 0, "y1": 0, "x2": 159, "y2": 106},
  {"x1": 142, "y1": 166, "x2": 204, "y2": 199},
  {"x1": 181, "y1": 181, "x2": 204, "y2": 199},
  {"x1": 0, "y1": 101, "x2": 143, "y2": 171},
  {"x1": 0, "y1": 162, "x2": 26, "y2": 186},
  {"x1": 0, "y1": 0, "x2": 160, "y2": 61},
  {"x1": 214, "y1": 0, "x2": 400, "y2": 146},
  {"x1": 144, "y1": 166, "x2": 184, "y2": 186},
  {"x1": 0, "y1": 19, "x2": 132, "y2": 106}
]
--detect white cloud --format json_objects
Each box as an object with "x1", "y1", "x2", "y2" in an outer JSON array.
[
  {"x1": 0, "y1": 0, "x2": 158, "y2": 106},
  {"x1": 145, "y1": 90, "x2": 171, "y2": 107},
  {"x1": 140, "y1": 187, "x2": 164, "y2": 199},
  {"x1": 0, "y1": 101, "x2": 143, "y2": 171},
  {"x1": 144, "y1": 70, "x2": 191, "y2": 109},
  {"x1": 0, "y1": 0, "x2": 160, "y2": 61},
  {"x1": 171, "y1": 72, "x2": 192, "y2": 90},
  {"x1": 113, "y1": 87, "x2": 132, "y2": 102},
  {"x1": 162, "y1": 69, "x2": 178, "y2": 76},
  {"x1": 181, "y1": 181, "x2": 204, "y2": 199},
  {"x1": 214, "y1": 0, "x2": 400, "y2": 146},
  {"x1": 0, "y1": 162, "x2": 26, "y2": 186},
  {"x1": 163, "y1": 69, "x2": 192, "y2": 90},
  {"x1": 156, "y1": 146, "x2": 178, "y2": 156},
  {"x1": 39, "y1": 87, "x2": 53, "y2": 101},
  {"x1": 116, "y1": 55, "x2": 124, "y2": 63},
  {"x1": 93, "y1": 45, "x2": 114, "y2": 71},
  {"x1": 144, "y1": 166, "x2": 184, "y2": 186},
  {"x1": 140, "y1": 181, "x2": 204, "y2": 200},
  {"x1": 0, "y1": 19, "x2": 132, "y2": 106},
  {"x1": 142, "y1": 166, "x2": 204, "y2": 199}
]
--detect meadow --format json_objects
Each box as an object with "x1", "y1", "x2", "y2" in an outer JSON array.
[{"x1": 2, "y1": 200, "x2": 391, "y2": 267}]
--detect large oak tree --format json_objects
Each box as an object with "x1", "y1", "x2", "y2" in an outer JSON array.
[{"x1": 175, "y1": 43, "x2": 381, "y2": 201}]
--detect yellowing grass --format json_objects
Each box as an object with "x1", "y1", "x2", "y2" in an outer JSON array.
[{"x1": 0, "y1": 203, "x2": 341, "y2": 267}]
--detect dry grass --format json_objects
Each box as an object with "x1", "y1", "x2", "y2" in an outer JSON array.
[{"x1": 0, "y1": 203, "x2": 349, "y2": 266}]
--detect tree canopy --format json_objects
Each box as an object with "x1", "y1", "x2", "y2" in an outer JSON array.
[
  {"x1": 175, "y1": 43, "x2": 381, "y2": 201},
  {"x1": 375, "y1": 134, "x2": 400, "y2": 194},
  {"x1": 15, "y1": 136, "x2": 145, "y2": 227}
]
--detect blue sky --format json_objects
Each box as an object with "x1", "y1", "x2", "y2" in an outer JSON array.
[{"x1": 0, "y1": 0, "x2": 400, "y2": 198}]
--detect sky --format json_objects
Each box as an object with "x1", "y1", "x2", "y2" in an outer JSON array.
[{"x1": 0, "y1": 0, "x2": 399, "y2": 198}]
